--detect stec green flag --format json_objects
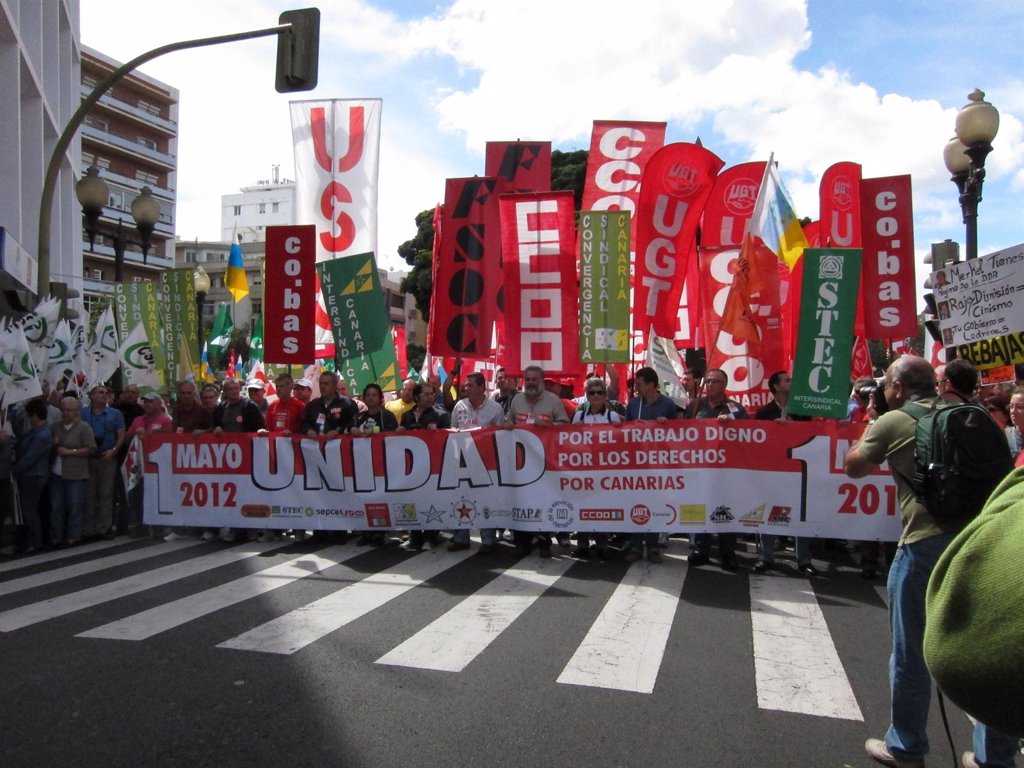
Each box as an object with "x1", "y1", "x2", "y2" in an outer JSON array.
[
  {"x1": 318, "y1": 253, "x2": 399, "y2": 393},
  {"x1": 789, "y1": 248, "x2": 862, "y2": 419}
]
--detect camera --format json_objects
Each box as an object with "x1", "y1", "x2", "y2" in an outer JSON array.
[{"x1": 856, "y1": 383, "x2": 888, "y2": 415}]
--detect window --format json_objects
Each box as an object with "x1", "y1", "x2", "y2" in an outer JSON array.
[
  {"x1": 135, "y1": 170, "x2": 159, "y2": 185},
  {"x1": 137, "y1": 136, "x2": 157, "y2": 151},
  {"x1": 233, "y1": 205, "x2": 241, "y2": 216},
  {"x1": 84, "y1": 115, "x2": 108, "y2": 132},
  {"x1": 250, "y1": 301, "x2": 262, "y2": 317},
  {"x1": 137, "y1": 99, "x2": 161, "y2": 117},
  {"x1": 258, "y1": 203, "x2": 266, "y2": 214},
  {"x1": 83, "y1": 74, "x2": 98, "y2": 89},
  {"x1": 184, "y1": 252, "x2": 196, "y2": 263},
  {"x1": 94, "y1": 156, "x2": 111, "y2": 170},
  {"x1": 90, "y1": 268, "x2": 104, "y2": 280},
  {"x1": 82, "y1": 152, "x2": 95, "y2": 166},
  {"x1": 272, "y1": 202, "x2": 280, "y2": 213},
  {"x1": 108, "y1": 190, "x2": 125, "y2": 210}
]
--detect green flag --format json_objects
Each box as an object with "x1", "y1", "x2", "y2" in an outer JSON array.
[
  {"x1": 789, "y1": 248, "x2": 863, "y2": 419},
  {"x1": 318, "y1": 253, "x2": 400, "y2": 393},
  {"x1": 207, "y1": 303, "x2": 233, "y2": 365},
  {"x1": 250, "y1": 315, "x2": 264, "y2": 363}
]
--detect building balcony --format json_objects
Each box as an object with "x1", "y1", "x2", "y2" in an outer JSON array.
[
  {"x1": 81, "y1": 124, "x2": 176, "y2": 170},
  {"x1": 81, "y1": 83, "x2": 178, "y2": 136}
]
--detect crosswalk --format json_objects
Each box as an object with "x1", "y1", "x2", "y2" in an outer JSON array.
[{"x1": 0, "y1": 537, "x2": 882, "y2": 717}]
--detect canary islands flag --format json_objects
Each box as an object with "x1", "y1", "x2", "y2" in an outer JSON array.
[{"x1": 225, "y1": 227, "x2": 249, "y2": 302}]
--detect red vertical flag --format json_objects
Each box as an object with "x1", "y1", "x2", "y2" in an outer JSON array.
[
  {"x1": 859, "y1": 175, "x2": 917, "y2": 338},
  {"x1": 263, "y1": 225, "x2": 316, "y2": 364},
  {"x1": 581, "y1": 120, "x2": 667, "y2": 253},
  {"x1": 429, "y1": 177, "x2": 507, "y2": 357},
  {"x1": 498, "y1": 192, "x2": 578, "y2": 375},
  {"x1": 486, "y1": 142, "x2": 552, "y2": 193},
  {"x1": 634, "y1": 142, "x2": 724, "y2": 340}
]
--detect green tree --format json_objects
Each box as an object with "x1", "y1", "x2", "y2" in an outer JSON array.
[{"x1": 398, "y1": 149, "x2": 590, "y2": 323}]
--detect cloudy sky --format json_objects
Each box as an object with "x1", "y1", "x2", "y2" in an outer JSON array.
[{"x1": 80, "y1": 0, "x2": 1023, "y2": 274}]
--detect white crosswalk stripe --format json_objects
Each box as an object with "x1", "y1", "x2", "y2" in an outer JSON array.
[
  {"x1": 749, "y1": 573, "x2": 864, "y2": 720},
  {"x1": 0, "y1": 539, "x2": 881, "y2": 719},
  {"x1": 0, "y1": 539, "x2": 203, "y2": 597},
  {"x1": 217, "y1": 546, "x2": 476, "y2": 655},
  {"x1": 377, "y1": 554, "x2": 575, "y2": 672},
  {"x1": 557, "y1": 552, "x2": 688, "y2": 694},
  {"x1": 77, "y1": 545, "x2": 358, "y2": 641},
  {"x1": 0, "y1": 540, "x2": 290, "y2": 632}
]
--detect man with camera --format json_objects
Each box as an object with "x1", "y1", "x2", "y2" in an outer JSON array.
[{"x1": 844, "y1": 355, "x2": 1018, "y2": 768}]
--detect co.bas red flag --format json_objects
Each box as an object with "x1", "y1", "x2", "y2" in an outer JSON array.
[
  {"x1": 634, "y1": 142, "x2": 724, "y2": 340},
  {"x1": 859, "y1": 175, "x2": 917, "y2": 338},
  {"x1": 499, "y1": 192, "x2": 578, "y2": 375},
  {"x1": 263, "y1": 225, "x2": 316, "y2": 363},
  {"x1": 429, "y1": 177, "x2": 507, "y2": 357}
]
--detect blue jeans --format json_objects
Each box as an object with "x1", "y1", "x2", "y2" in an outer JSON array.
[
  {"x1": 885, "y1": 534, "x2": 1018, "y2": 766},
  {"x1": 50, "y1": 476, "x2": 86, "y2": 544},
  {"x1": 17, "y1": 474, "x2": 48, "y2": 549},
  {"x1": 757, "y1": 534, "x2": 811, "y2": 566}
]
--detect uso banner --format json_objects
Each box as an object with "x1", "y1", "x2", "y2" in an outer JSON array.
[
  {"x1": 429, "y1": 177, "x2": 507, "y2": 357},
  {"x1": 264, "y1": 225, "x2": 316, "y2": 364},
  {"x1": 319, "y1": 253, "x2": 400, "y2": 392},
  {"x1": 578, "y1": 211, "x2": 631, "y2": 362},
  {"x1": 142, "y1": 421, "x2": 901, "y2": 541},
  {"x1": 290, "y1": 99, "x2": 382, "y2": 262},
  {"x1": 634, "y1": 142, "x2": 724, "y2": 340},
  {"x1": 499, "y1": 192, "x2": 578, "y2": 375},
  {"x1": 859, "y1": 175, "x2": 917, "y2": 338},
  {"x1": 486, "y1": 141, "x2": 551, "y2": 193},
  {"x1": 581, "y1": 120, "x2": 666, "y2": 250}
]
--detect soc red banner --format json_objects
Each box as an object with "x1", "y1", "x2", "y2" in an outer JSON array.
[{"x1": 429, "y1": 177, "x2": 508, "y2": 357}]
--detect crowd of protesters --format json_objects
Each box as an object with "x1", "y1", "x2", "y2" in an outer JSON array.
[{"x1": 3, "y1": 360, "x2": 1024, "y2": 570}]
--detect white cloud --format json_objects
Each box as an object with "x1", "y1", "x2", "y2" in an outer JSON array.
[{"x1": 78, "y1": 0, "x2": 1024, "y2": 274}]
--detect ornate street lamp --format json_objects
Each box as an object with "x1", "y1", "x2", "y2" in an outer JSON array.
[
  {"x1": 943, "y1": 89, "x2": 1000, "y2": 260},
  {"x1": 75, "y1": 167, "x2": 162, "y2": 282}
]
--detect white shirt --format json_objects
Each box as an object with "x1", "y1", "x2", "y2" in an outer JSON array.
[{"x1": 451, "y1": 397, "x2": 506, "y2": 428}]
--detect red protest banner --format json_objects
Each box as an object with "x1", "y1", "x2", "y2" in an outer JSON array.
[{"x1": 263, "y1": 225, "x2": 316, "y2": 363}]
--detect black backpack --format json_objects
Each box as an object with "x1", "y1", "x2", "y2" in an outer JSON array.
[{"x1": 901, "y1": 399, "x2": 1013, "y2": 523}]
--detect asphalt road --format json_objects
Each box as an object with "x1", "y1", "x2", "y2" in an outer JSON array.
[{"x1": 0, "y1": 535, "x2": 986, "y2": 768}]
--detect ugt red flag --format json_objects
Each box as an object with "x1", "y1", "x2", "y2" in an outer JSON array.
[
  {"x1": 499, "y1": 192, "x2": 578, "y2": 375},
  {"x1": 634, "y1": 142, "x2": 724, "y2": 340}
]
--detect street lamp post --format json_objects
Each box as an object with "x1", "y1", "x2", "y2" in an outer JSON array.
[
  {"x1": 943, "y1": 89, "x2": 1000, "y2": 260},
  {"x1": 76, "y1": 167, "x2": 161, "y2": 282},
  {"x1": 194, "y1": 265, "x2": 211, "y2": 362}
]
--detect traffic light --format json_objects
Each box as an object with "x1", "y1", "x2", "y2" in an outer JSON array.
[
  {"x1": 275, "y1": 8, "x2": 320, "y2": 93},
  {"x1": 50, "y1": 281, "x2": 80, "y2": 322},
  {"x1": 921, "y1": 240, "x2": 959, "y2": 344}
]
